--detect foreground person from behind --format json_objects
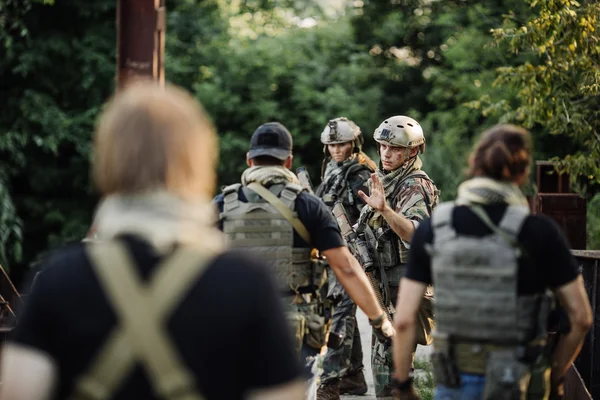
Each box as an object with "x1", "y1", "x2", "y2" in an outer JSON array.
[
  {"x1": 214, "y1": 122, "x2": 395, "y2": 397},
  {"x1": 391, "y1": 124, "x2": 593, "y2": 400},
  {"x1": 0, "y1": 81, "x2": 305, "y2": 400}
]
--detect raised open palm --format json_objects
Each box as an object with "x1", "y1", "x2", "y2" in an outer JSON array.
[{"x1": 358, "y1": 173, "x2": 386, "y2": 212}]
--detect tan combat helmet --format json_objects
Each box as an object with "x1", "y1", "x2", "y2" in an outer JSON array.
[
  {"x1": 321, "y1": 117, "x2": 361, "y2": 147},
  {"x1": 320, "y1": 117, "x2": 364, "y2": 177},
  {"x1": 373, "y1": 115, "x2": 426, "y2": 154}
]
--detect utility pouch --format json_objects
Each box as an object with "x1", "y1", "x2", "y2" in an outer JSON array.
[
  {"x1": 312, "y1": 257, "x2": 328, "y2": 289},
  {"x1": 305, "y1": 313, "x2": 327, "y2": 350},
  {"x1": 322, "y1": 194, "x2": 337, "y2": 206},
  {"x1": 483, "y1": 350, "x2": 531, "y2": 400},
  {"x1": 526, "y1": 355, "x2": 551, "y2": 400},
  {"x1": 287, "y1": 312, "x2": 306, "y2": 356},
  {"x1": 416, "y1": 291, "x2": 435, "y2": 346},
  {"x1": 431, "y1": 332, "x2": 461, "y2": 388}
]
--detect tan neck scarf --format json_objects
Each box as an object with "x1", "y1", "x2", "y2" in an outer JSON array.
[
  {"x1": 92, "y1": 190, "x2": 227, "y2": 254},
  {"x1": 456, "y1": 177, "x2": 529, "y2": 208},
  {"x1": 241, "y1": 165, "x2": 300, "y2": 186}
]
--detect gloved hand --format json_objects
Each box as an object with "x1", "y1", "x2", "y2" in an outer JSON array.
[
  {"x1": 370, "y1": 313, "x2": 395, "y2": 344},
  {"x1": 391, "y1": 377, "x2": 420, "y2": 400}
]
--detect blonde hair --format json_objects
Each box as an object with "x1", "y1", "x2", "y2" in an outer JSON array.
[{"x1": 93, "y1": 80, "x2": 218, "y2": 199}]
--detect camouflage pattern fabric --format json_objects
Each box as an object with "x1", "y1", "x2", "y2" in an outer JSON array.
[
  {"x1": 321, "y1": 292, "x2": 364, "y2": 384},
  {"x1": 317, "y1": 154, "x2": 373, "y2": 387},
  {"x1": 316, "y1": 155, "x2": 373, "y2": 224},
  {"x1": 364, "y1": 159, "x2": 440, "y2": 398}
]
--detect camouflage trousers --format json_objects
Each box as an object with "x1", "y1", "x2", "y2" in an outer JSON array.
[
  {"x1": 285, "y1": 297, "x2": 328, "y2": 399},
  {"x1": 371, "y1": 285, "x2": 434, "y2": 399},
  {"x1": 372, "y1": 332, "x2": 416, "y2": 398},
  {"x1": 321, "y1": 290, "x2": 364, "y2": 384}
]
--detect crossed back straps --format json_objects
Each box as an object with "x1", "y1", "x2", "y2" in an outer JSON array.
[{"x1": 70, "y1": 241, "x2": 218, "y2": 400}]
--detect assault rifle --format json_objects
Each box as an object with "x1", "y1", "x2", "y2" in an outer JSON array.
[
  {"x1": 331, "y1": 201, "x2": 394, "y2": 323},
  {"x1": 296, "y1": 166, "x2": 315, "y2": 194}
]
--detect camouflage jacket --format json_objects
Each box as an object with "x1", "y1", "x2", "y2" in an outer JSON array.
[
  {"x1": 316, "y1": 157, "x2": 374, "y2": 225},
  {"x1": 363, "y1": 167, "x2": 440, "y2": 275}
]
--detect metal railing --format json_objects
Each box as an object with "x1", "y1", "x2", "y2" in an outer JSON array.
[{"x1": 573, "y1": 250, "x2": 600, "y2": 399}]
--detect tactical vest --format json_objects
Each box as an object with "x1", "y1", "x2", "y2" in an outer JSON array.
[
  {"x1": 431, "y1": 202, "x2": 544, "y2": 343},
  {"x1": 430, "y1": 202, "x2": 553, "y2": 386},
  {"x1": 220, "y1": 182, "x2": 320, "y2": 294},
  {"x1": 320, "y1": 163, "x2": 371, "y2": 225}
]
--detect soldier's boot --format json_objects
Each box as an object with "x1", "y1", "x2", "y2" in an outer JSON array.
[
  {"x1": 340, "y1": 369, "x2": 368, "y2": 395},
  {"x1": 317, "y1": 379, "x2": 341, "y2": 400},
  {"x1": 375, "y1": 386, "x2": 394, "y2": 399}
]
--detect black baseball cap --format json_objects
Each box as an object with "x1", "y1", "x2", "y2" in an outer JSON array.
[{"x1": 248, "y1": 122, "x2": 293, "y2": 161}]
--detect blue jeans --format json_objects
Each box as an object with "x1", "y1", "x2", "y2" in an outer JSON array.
[{"x1": 434, "y1": 374, "x2": 486, "y2": 400}]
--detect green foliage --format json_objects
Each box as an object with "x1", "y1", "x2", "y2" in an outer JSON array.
[
  {"x1": 350, "y1": 0, "x2": 531, "y2": 200},
  {"x1": 587, "y1": 194, "x2": 600, "y2": 249},
  {"x1": 0, "y1": 181, "x2": 22, "y2": 271},
  {"x1": 487, "y1": 0, "x2": 600, "y2": 197},
  {"x1": 414, "y1": 358, "x2": 435, "y2": 400},
  {"x1": 0, "y1": 0, "x2": 115, "y2": 274},
  {"x1": 168, "y1": 13, "x2": 384, "y2": 187},
  {"x1": 2, "y1": 0, "x2": 599, "y2": 276}
]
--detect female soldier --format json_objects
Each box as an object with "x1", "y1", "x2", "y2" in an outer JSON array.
[
  {"x1": 0, "y1": 81, "x2": 305, "y2": 400},
  {"x1": 391, "y1": 124, "x2": 592, "y2": 400},
  {"x1": 316, "y1": 117, "x2": 376, "y2": 400}
]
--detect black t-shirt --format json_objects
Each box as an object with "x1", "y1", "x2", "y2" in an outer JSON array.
[
  {"x1": 10, "y1": 236, "x2": 302, "y2": 400},
  {"x1": 405, "y1": 204, "x2": 579, "y2": 294},
  {"x1": 214, "y1": 187, "x2": 346, "y2": 251}
]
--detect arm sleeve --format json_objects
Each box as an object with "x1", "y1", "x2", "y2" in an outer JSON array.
[
  {"x1": 404, "y1": 218, "x2": 433, "y2": 285},
  {"x1": 245, "y1": 261, "x2": 302, "y2": 388},
  {"x1": 525, "y1": 216, "x2": 579, "y2": 289},
  {"x1": 296, "y1": 193, "x2": 346, "y2": 252},
  {"x1": 9, "y1": 267, "x2": 57, "y2": 358}
]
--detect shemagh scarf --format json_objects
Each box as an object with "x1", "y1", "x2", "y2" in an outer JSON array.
[
  {"x1": 357, "y1": 156, "x2": 423, "y2": 229},
  {"x1": 241, "y1": 165, "x2": 300, "y2": 186},
  {"x1": 92, "y1": 190, "x2": 227, "y2": 254},
  {"x1": 456, "y1": 176, "x2": 529, "y2": 208},
  {"x1": 316, "y1": 156, "x2": 358, "y2": 198}
]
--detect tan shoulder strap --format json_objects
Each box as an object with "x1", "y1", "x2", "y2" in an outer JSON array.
[
  {"x1": 469, "y1": 205, "x2": 521, "y2": 251},
  {"x1": 72, "y1": 242, "x2": 214, "y2": 400},
  {"x1": 247, "y1": 182, "x2": 312, "y2": 244}
]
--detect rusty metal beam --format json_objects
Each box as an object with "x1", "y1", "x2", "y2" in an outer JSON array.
[
  {"x1": 532, "y1": 161, "x2": 587, "y2": 249},
  {"x1": 116, "y1": 0, "x2": 166, "y2": 90}
]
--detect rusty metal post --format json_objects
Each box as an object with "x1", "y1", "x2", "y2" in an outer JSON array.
[
  {"x1": 532, "y1": 161, "x2": 587, "y2": 249},
  {"x1": 116, "y1": 0, "x2": 166, "y2": 90}
]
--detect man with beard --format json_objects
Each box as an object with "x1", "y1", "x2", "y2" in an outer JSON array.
[
  {"x1": 356, "y1": 116, "x2": 439, "y2": 398},
  {"x1": 315, "y1": 118, "x2": 377, "y2": 399},
  {"x1": 214, "y1": 122, "x2": 395, "y2": 398}
]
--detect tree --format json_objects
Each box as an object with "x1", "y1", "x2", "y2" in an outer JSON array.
[
  {"x1": 350, "y1": 0, "x2": 532, "y2": 200},
  {"x1": 486, "y1": 0, "x2": 600, "y2": 197},
  {"x1": 169, "y1": 10, "x2": 384, "y2": 187},
  {"x1": 0, "y1": 0, "x2": 116, "y2": 277}
]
